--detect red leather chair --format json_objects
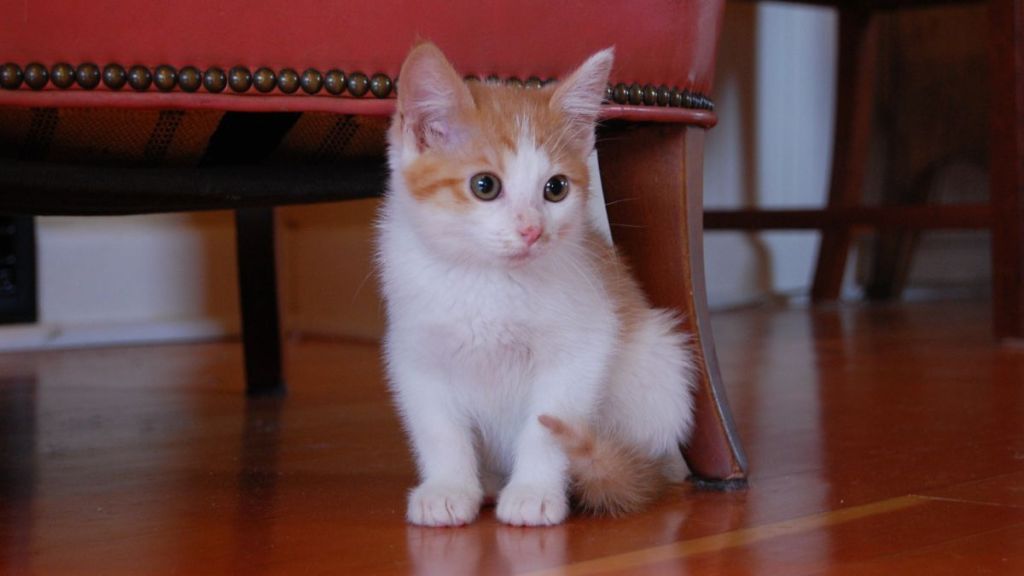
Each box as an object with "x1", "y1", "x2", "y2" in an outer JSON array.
[{"x1": 0, "y1": 0, "x2": 747, "y2": 486}]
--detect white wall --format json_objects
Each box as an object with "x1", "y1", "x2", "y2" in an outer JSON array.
[
  {"x1": 0, "y1": 4, "x2": 846, "y2": 349},
  {"x1": 704, "y1": 2, "x2": 839, "y2": 308},
  {"x1": 279, "y1": 200, "x2": 384, "y2": 342},
  {"x1": 0, "y1": 213, "x2": 239, "y2": 350}
]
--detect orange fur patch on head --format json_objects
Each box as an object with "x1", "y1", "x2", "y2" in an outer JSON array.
[
  {"x1": 402, "y1": 155, "x2": 473, "y2": 210},
  {"x1": 468, "y1": 82, "x2": 594, "y2": 201},
  {"x1": 401, "y1": 79, "x2": 598, "y2": 211},
  {"x1": 396, "y1": 43, "x2": 610, "y2": 213}
]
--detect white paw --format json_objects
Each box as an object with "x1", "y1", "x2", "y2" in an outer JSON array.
[
  {"x1": 407, "y1": 483, "x2": 483, "y2": 527},
  {"x1": 496, "y1": 484, "x2": 569, "y2": 526}
]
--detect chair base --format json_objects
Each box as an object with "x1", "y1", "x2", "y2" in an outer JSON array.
[
  {"x1": 598, "y1": 122, "x2": 748, "y2": 484},
  {"x1": 690, "y1": 476, "x2": 750, "y2": 493}
]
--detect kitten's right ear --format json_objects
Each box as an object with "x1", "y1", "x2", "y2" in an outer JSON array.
[{"x1": 397, "y1": 43, "x2": 475, "y2": 151}]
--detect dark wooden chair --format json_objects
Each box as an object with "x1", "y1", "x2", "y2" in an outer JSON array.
[
  {"x1": 706, "y1": 0, "x2": 1023, "y2": 342},
  {"x1": 0, "y1": 0, "x2": 747, "y2": 485}
]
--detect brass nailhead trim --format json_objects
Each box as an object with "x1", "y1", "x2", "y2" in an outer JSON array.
[
  {"x1": 50, "y1": 63, "x2": 75, "y2": 89},
  {"x1": 656, "y1": 84, "x2": 670, "y2": 106},
  {"x1": 76, "y1": 63, "x2": 101, "y2": 90},
  {"x1": 300, "y1": 69, "x2": 323, "y2": 94},
  {"x1": 0, "y1": 62, "x2": 716, "y2": 110},
  {"x1": 346, "y1": 72, "x2": 369, "y2": 97},
  {"x1": 0, "y1": 63, "x2": 23, "y2": 89},
  {"x1": 128, "y1": 65, "x2": 152, "y2": 91},
  {"x1": 253, "y1": 67, "x2": 276, "y2": 93},
  {"x1": 642, "y1": 84, "x2": 657, "y2": 106},
  {"x1": 228, "y1": 67, "x2": 252, "y2": 93},
  {"x1": 153, "y1": 65, "x2": 177, "y2": 92},
  {"x1": 203, "y1": 68, "x2": 226, "y2": 93},
  {"x1": 178, "y1": 66, "x2": 201, "y2": 93},
  {"x1": 369, "y1": 73, "x2": 392, "y2": 98},
  {"x1": 608, "y1": 81, "x2": 715, "y2": 111},
  {"x1": 323, "y1": 69, "x2": 346, "y2": 95},
  {"x1": 612, "y1": 83, "x2": 628, "y2": 104},
  {"x1": 628, "y1": 83, "x2": 643, "y2": 105},
  {"x1": 277, "y1": 68, "x2": 299, "y2": 94},
  {"x1": 103, "y1": 64, "x2": 127, "y2": 90},
  {"x1": 23, "y1": 63, "x2": 48, "y2": 90}
]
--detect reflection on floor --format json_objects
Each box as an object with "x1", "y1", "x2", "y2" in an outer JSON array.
[{"x1": 0, "y1": 300, "x2": 1022, "y2": 575}]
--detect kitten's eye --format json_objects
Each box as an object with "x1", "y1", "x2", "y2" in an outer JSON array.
[
  {"x1": 544, "y1": 175, "x2": 570, "y2": 202},
  {"x1": 469, "y1": 173, "x2": 502, "y2": 201}
]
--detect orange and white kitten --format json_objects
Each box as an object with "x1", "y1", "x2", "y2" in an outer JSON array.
[{"x1": 377, "y1": 43, "x2": 695, "y2": 527}]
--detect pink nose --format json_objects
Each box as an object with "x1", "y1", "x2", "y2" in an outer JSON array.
[{"x1": 518, "y1": 225, "x2": 543, "y2": 246}]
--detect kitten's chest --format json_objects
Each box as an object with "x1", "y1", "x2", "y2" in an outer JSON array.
[
  {"x1": 427, "y1": 300, "x2": 538, "y2": 372},
  {"x1": 383, "y1": 236, "x2": 598, "y2": 377},
  {"x1": 412, "y1": 274, "x2": 551, "y2": 376}
]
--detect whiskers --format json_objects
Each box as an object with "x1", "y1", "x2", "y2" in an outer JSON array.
[
  {"x1": 603, "y1": 197, "x2": 646, "y2": 233},
  {"x1": 550, "y1": 240, "x2": 607, "y2": 302},
  {"x1": 351, "y1": 270, "x2": 377, "y2": 304},
  {"x1": 593, "y1": 131, "x2": 631, "y2": 146},
  {"x1": 604, "y1": 197, "x2": 640, "y2": 208}
]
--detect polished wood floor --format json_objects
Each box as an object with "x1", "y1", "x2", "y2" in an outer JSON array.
[{"x1": 1, "y1": 300, "x2": 1022, "y2": 575}]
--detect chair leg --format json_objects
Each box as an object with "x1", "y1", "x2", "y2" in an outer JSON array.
[
  {"x1": 597, "y1": 123, "x2": 747, "y2": 487},
  {"x1": 235, "y1": 207, "x2": 286, "y2": 396},
  {"x1": 811, "y1": 8, "x2": 879, "y2": 301},
  {"x1": 865, "y1": 169, "x2": 936, "y2": 301},
  {"x1": 865, "y1": 230, "x2": 920, "y2": 300},
  {"x1": 200, "y1": 112, "x2": 300, "y2": 395},
  {"x1": 990, "y1": 0, "x2": 1024, "y2": 341}
]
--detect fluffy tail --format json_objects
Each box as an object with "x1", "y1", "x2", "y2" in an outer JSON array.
[{"x1": 538, "y1": 414, "x2": 664, "y2": 517}]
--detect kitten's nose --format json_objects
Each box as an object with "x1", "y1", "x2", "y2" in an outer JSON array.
[{"x1": 518, "y1": 224, "x2": 543, "y2": 246}]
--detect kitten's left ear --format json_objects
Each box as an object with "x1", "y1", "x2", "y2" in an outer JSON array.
[{"x1": 551, "y1": 48, "x2": 615, "y2": 129}]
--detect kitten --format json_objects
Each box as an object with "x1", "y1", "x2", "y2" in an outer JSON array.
[{"x1": 377, "y1": 43, "x2": 696, "y2": 527}]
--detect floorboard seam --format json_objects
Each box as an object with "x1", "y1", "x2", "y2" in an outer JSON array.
[
  {"x1": 914, "y1": 494, "x2": 1024, "y2": 509},
  {"x1": 521, "y1": 495, "x2": 926, "y2": 576}
]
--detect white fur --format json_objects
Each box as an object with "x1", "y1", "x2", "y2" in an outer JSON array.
[{"x1": 377, "y1": 46, "x2": 695, "y2": 527}]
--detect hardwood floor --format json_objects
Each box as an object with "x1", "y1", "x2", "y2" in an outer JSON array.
[{"x1": 1, "y1": 300, "x2": 1022, "y2": 574}]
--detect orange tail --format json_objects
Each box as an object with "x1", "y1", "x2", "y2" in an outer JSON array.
[{"x1": 538, "y1": 414, "x2": 663, "y2": 517}]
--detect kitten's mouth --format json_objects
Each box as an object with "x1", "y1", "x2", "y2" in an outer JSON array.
[
  {"x1": 508, "y1": 251, "x2": 531, "y2": 263},
  {"x1": 507, "y1": 248, "x2": 537, "y2": 264}
]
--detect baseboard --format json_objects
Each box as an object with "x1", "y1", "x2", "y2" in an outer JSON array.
[
  {"x1": 0, "y1": 318, "x2": 238, "y2": 352},
  {"x1": 284, "y1": 313, "x2": 383, "y2": 343}
]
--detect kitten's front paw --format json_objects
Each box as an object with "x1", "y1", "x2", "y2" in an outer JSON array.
[
  {"x1": 496, "y1": 484, "x2": 569, "y2": 526},
  {"x1": 407, "y1": 483, "x2": 483, "y2": 527}
]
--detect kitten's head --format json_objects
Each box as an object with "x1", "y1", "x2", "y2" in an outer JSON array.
[{"x1": 389, "y1": 43, "x2": 613, "y2": 268}]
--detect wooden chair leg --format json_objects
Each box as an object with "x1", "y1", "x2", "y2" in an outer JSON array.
[
  {"x1": 235, "y1": 207, "x2": 286, "y2": 397},
  {"x1": 865, "y1": 229, "x2": 920, "y2": 300},
  {"x1": 865, "y1": 169, "x2": 937, "y2": 300},
  {"x1": 811, "y1": 8, "x2": 879, "y2": 301},
  {"x1": 200, "y1": 112, "x2": 300, "y2": 395},
  {"x1": 598, "y1": 123, "x2": 747, "y2": 487},
  {"x1": 990, "y1": 0, "x2": 1024, "y2": 341}
]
